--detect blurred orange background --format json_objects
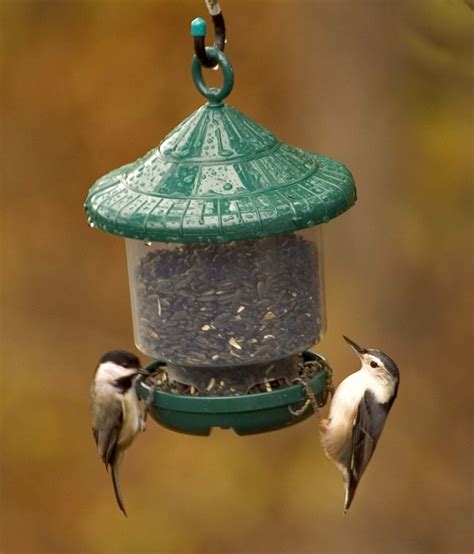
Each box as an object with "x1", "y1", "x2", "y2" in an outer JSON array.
[{"x1": 2, "y1": 1, "x2": 472, "y2": 553}]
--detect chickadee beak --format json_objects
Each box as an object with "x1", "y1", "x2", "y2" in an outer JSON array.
[{"x1": 343, "y1": 336, "x2": 367, "y2": 358}]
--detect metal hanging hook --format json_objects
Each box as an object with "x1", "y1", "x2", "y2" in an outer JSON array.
[{"x1": 191, "y1": 0, "x2": 226, "y2": 68}]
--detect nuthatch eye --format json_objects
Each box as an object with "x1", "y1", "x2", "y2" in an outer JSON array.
[
  {"x1": 319, "y1": 336, "x2": 400, "y2": 513},
  {"x1": 90, "y1": 350, "x2": 149, "y2": 516}
]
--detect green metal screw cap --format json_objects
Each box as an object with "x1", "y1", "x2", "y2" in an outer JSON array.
[{"x1": 85, "y1": 49, "x2": 356, "y2": 243}]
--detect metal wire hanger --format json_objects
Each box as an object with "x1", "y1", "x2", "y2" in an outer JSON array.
[{"x1": 192, "y1": 0, "x2": 226, "y2": 68}]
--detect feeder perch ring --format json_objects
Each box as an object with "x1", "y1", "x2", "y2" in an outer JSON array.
[{"x1": 137, "y1": 351, "x2": 331, "y2": 436}]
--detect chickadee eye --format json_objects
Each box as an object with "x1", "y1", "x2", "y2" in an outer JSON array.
[{"x1": 370, "y1": 361, "x2": 379, "y2": 368}]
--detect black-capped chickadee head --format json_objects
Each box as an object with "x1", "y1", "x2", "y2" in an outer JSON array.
[{"x1": 95, "y1": 350, "x2": 148, "y2": 385}]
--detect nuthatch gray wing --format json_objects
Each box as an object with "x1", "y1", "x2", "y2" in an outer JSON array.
[
  {"x1": 91, "y1": 350, "x2": 148, "y2": 516},
  {"x1": 319, "y1": 336, "x2": 399, "y2": 513}
]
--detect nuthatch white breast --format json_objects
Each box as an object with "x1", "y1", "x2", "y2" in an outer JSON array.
[
  {"x1": 91, "y1": 350, "x2": 149, "y2": 516},
  {"x1": 319, "y1": 336, "x2": 399, "y2": 513}
]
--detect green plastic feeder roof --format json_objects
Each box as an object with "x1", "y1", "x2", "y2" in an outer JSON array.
[{"x1": 85, "y1": 49, "x2": 356, "y2": 244}]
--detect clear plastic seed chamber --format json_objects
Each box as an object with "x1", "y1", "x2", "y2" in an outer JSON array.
[
  {"x1": 84, "y1": 31, "x2": 356, "y2": 435},
  {"x1": 126, "y1": 228, "x2": 325, "y2": 393}
]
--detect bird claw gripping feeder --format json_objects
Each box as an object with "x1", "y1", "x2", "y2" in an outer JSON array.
[{"x1": 84, "y1": 10, "x2": 356, "y2": 436}]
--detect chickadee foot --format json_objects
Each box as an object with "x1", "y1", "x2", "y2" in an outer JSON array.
[{"x1": 142, "y1": 385, "x2": 156, "y2": 423}]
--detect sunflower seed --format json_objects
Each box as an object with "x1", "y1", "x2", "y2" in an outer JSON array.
[
  {"x1": 228, "y1": 337, "x2": 242, "y2": 350},
  {"x1": 206, "y1": 378, "x2": 216, "y2": 391},
  {"x1": 214, "y1": 312, "x2": 231, "y2": 323}
]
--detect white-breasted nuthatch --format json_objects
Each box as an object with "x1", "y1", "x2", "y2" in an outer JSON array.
[
  {"x1": 91, "y1": 350, "x2": 149, "y2": 516},
  {"x1": 319, "y1": 336, "x2": 399, "y2": 513}
]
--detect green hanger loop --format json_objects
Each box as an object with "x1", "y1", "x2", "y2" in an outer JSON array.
[{"x1": 191, "y1": 47, "x2": 234, "y2": 106}]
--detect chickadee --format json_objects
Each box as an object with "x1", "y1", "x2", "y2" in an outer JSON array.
[
  {"x1": 91, "y1": 350, "x2": 149, "y2": 516},
  {"x1": 319, "y1": 336, "x2": 399, "y2": 513}
]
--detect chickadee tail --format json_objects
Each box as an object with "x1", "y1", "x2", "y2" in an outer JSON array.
[
  {"x1": 111, "y1": 456, "x2": 127, "y2": 517},
  {"x1": 343, "y1": 474, "x2": 359, "y2": 514}
]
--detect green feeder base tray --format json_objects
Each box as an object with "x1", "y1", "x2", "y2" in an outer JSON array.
[{"x1": 137, "y1": 351, "x2": 330, "y2": 436}]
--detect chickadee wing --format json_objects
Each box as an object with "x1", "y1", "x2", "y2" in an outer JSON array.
[
  {"x1": 345, "y1": 391, "x2": 393, "y2": 510},
  {"x1": 92, "y1": 395, "x2": 123, "y2": 467}
]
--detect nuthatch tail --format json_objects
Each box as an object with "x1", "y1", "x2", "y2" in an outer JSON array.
[
  {"x1": 319, "y1": 336, "x2": 399, "y2": 513},
  {"x1": 91, "y1": 350, "x2": 148, "y2": 516}
]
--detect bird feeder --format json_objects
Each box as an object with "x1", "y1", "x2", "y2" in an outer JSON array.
[{"x1": 84, "y1": 18, "x2": 356, "y2": 436}]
